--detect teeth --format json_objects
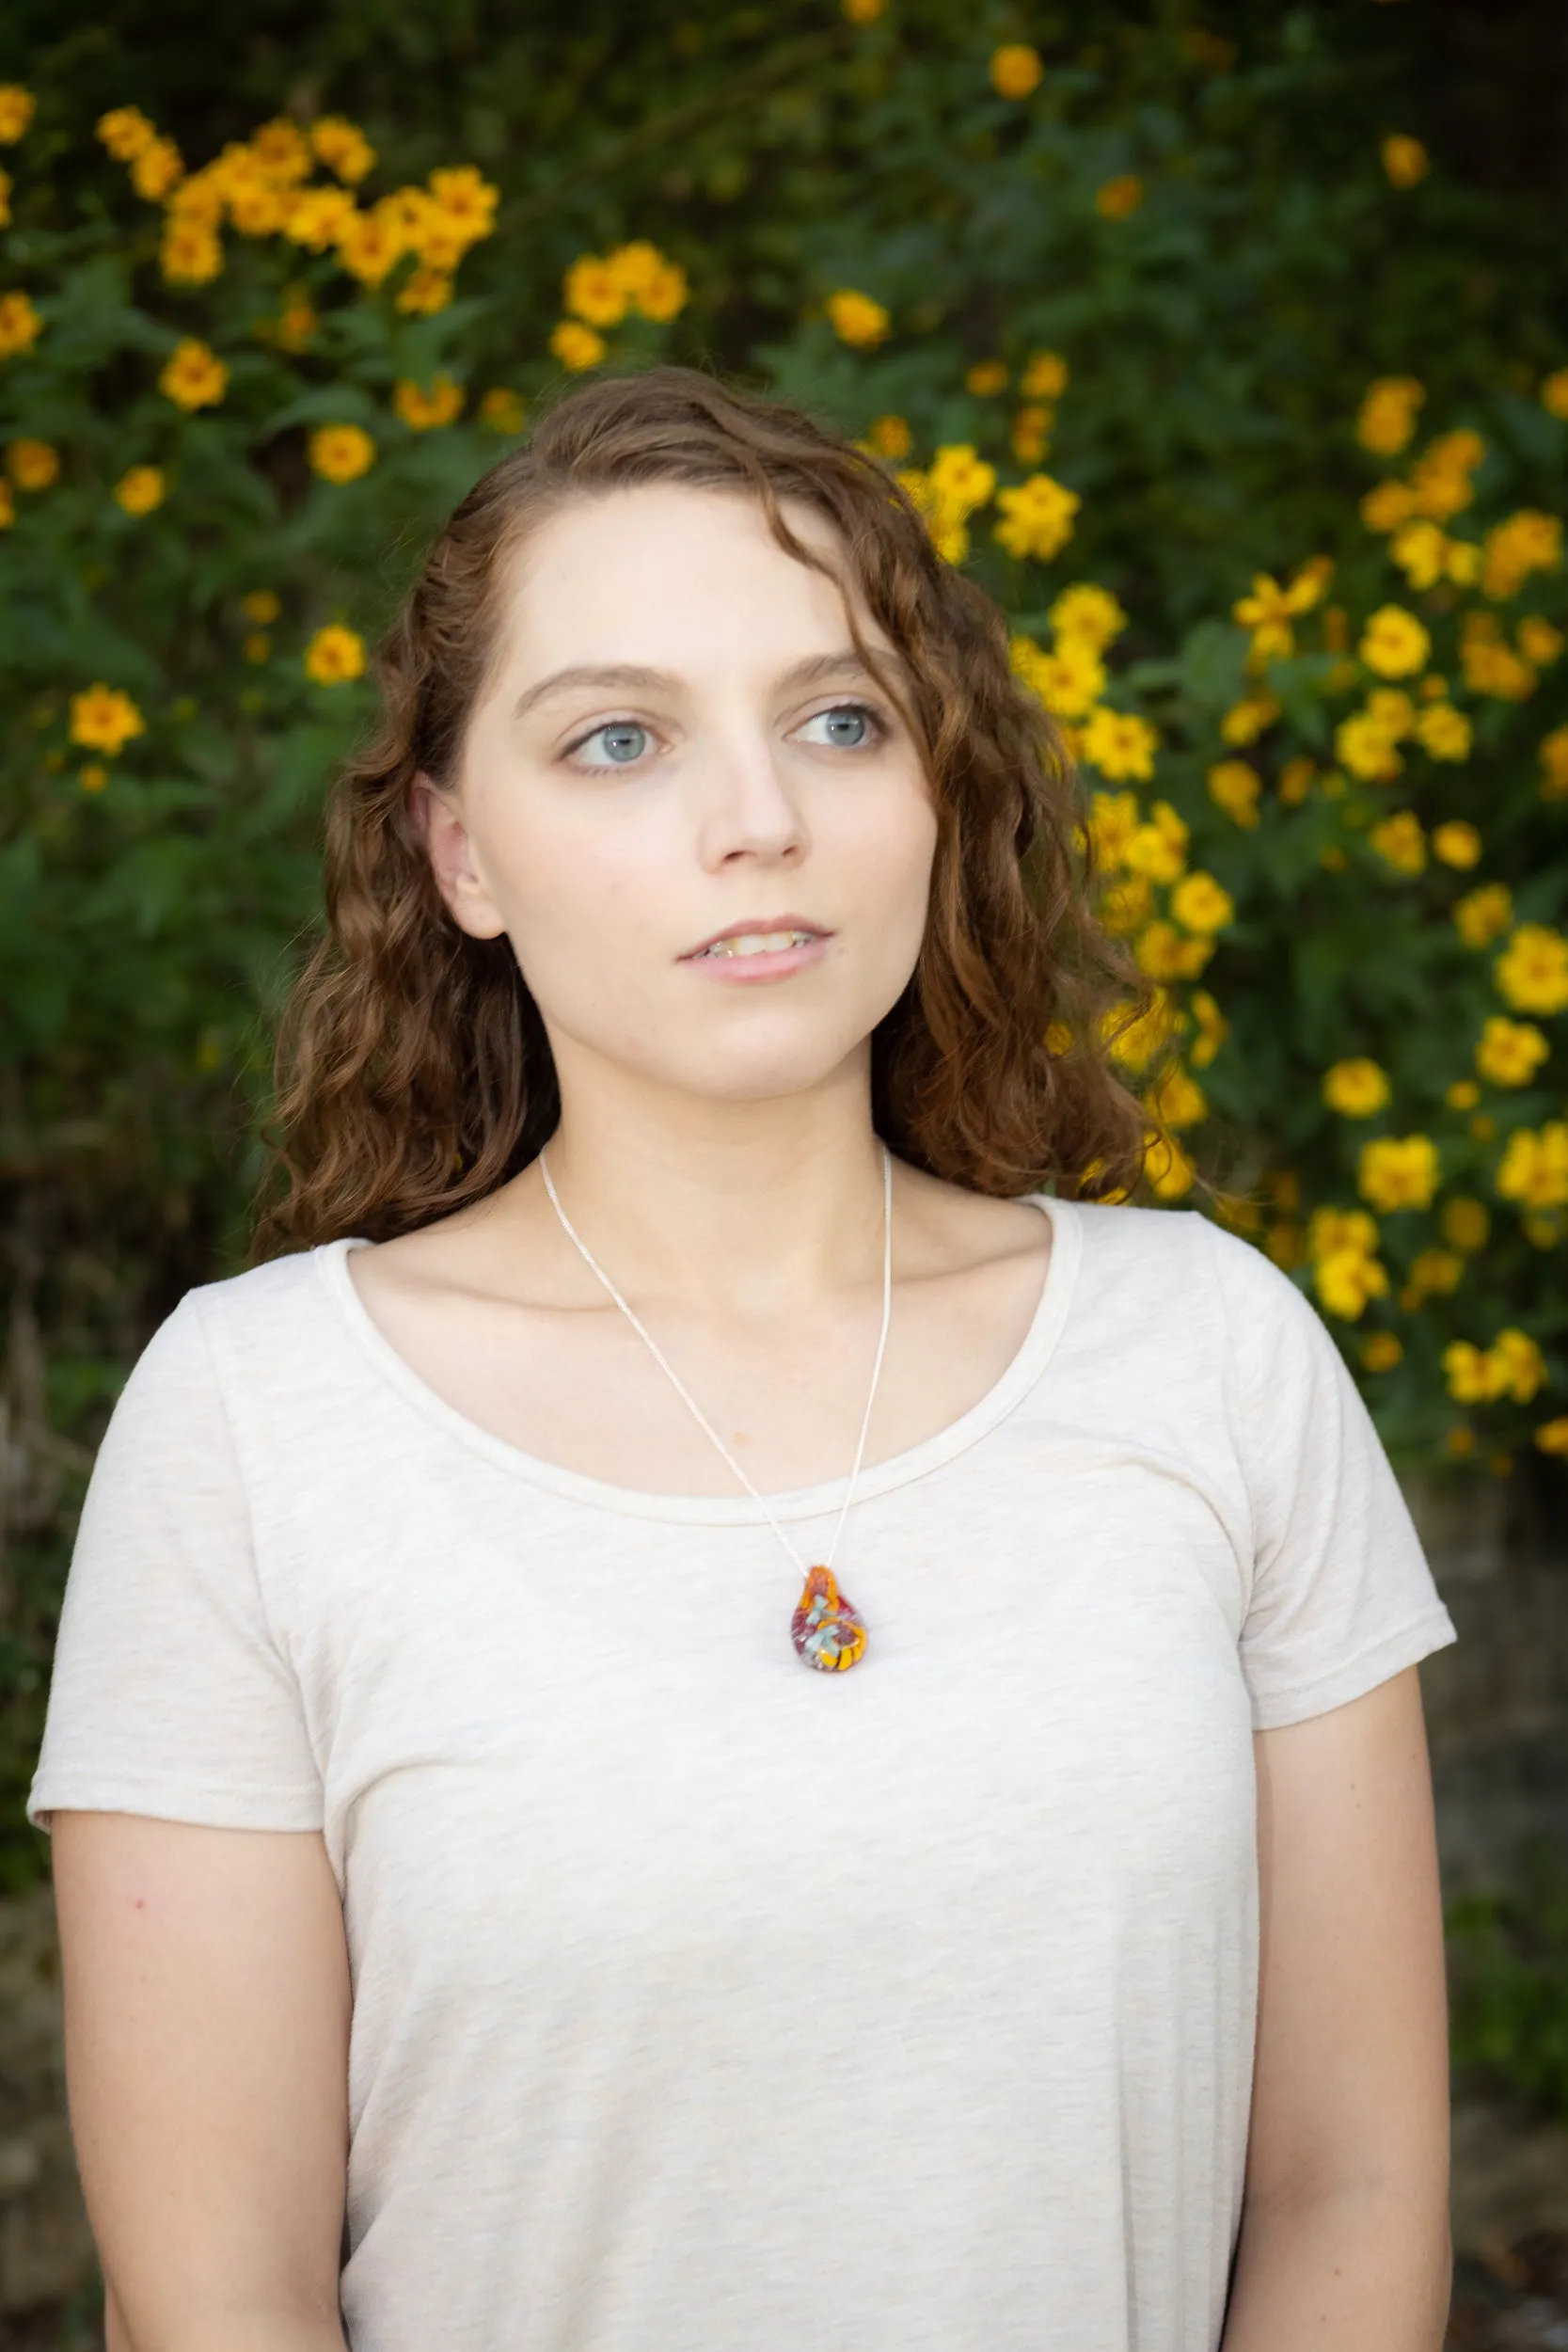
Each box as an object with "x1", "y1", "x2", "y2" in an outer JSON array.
[{"x1": 705, "y1": 930, "x2": 813, "y2": 957}]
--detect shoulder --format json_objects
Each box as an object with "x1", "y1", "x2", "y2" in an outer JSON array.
[{"x1": 120, "y1": 1245, "x2": 356, "y2": 1421}]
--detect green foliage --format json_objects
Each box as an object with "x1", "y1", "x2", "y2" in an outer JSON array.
[
  {"x1": 1, "y1": 5, "x2": 1566, "y2": 1903},
  {"x1": 1449, "y1": 1848, "x2": 1568, "y2": 2120}
]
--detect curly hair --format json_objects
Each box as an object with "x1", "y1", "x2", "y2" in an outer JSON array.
[{"x1": 257, "y1": 364, "x2": 1150, "y2": 1251}]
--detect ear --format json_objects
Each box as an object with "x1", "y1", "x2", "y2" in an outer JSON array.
[{"x1": 410, "y1": 773, "x2": 509, "y2": 941}]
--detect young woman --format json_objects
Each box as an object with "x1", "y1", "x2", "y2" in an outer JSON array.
[{"x1": 34, "y1": 366, "x2": 1455, "y2": 2352}]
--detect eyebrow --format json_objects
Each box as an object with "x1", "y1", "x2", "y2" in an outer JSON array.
[{"x1": 510, "y1": 649, "x2": 886, "y2": 723}]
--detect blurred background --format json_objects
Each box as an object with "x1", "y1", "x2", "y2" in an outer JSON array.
[{"x1": 0, "y1": 1, "x2": 1565, "y2": 2342}]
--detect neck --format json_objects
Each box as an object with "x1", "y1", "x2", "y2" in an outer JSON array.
[{"x1": 525, "y1": 1048, "x2": 889, "y2": 1314}]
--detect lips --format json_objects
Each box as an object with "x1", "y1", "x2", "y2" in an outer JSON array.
[{"x1": 681, "y1": 916, "x2": 831, "y2": 961}]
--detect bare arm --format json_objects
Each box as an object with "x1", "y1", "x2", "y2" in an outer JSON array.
[
  {"x1": 52, "y1": 1813, "x2": 352, "y2": 2352},
  {"x1": 1221, "y1": 1666, "x2": 1451, "y2": 2348}
]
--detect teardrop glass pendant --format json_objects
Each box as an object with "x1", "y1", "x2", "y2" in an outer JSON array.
[{"x1": 791, "y1": 1565, "x2": 867, "y2": 1674}]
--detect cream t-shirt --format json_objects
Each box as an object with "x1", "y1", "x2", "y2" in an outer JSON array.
[{"x1": 31, "y1": 1198, "x2": 1455, "y2": 2352}]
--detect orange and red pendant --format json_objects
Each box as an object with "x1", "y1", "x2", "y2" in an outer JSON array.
[{"x1": 791, "y1": 1565, "x2": 867, "y2": 1674}]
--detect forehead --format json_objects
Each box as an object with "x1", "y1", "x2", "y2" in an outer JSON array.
[{"x1": 497, "y1": 483, "x2": 888, "y2": 678}]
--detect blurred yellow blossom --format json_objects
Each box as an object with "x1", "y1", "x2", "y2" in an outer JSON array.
[
  {"x1": 1356, "y1": 376, "x2": 1424, "y2": 456},
  {"x1": 6, "y1": 438, "x2": 57, "y2": 489},
  {"x1": 1475, "y1": 1016, "x2": 1549, "y2": 1089},
  {"x1": 1188, "y1": 992, "x2": 1227, "y2": 1069},
  {"x1": 1497, "y1": 1122, "x2": 1568, "y2": 1210},
  {"x1": 1461, "y1": 612, "x2": 1537, "y2": 700},
  {"x1": 304, "y1": 626, "x2": 366, "y2": 685},
  {"x1": 70, "y1": 684, "x2": 145, "y2": 755},
  {"x1": 1358, "y1": 1134, "x2": 1439, "y2": 1211},
  {"x1": 1323, "y1": 1058, "x2": 1391, "y2": 1118},
  {"x1": 990, "y1": 44, "x2": 1043, "y2": 99},
  {"x1": 1336, "y1": 709, "x2": 1403, "y2": 782},
  {"x1": 1414, "y1": 702, "x2": 1472, "y2": 760},
  {"x1": 1536, "y1": 1419, "x2": 1568, "y2": 1456},
  {"x1": 827, "y1": 289, "x2": 889, "y2": 348},
  {"x1": 1022, "y1": 351, "x2": 1069, "y2": 401},
  {"x1": 1431, "y1": 820, "x2": 1481, "y2": 868},
  {"x1": 550, "y1": 321, "x2": 605, "y2": 372},
  {"x1": 1096, "y1": 175, "x2": 1144, "y2": 219},
  {"x1": 309, "y1": 117, "x2": 375, "y2": 183},
  {"x1": 160, "y1": 217, "x2": 223, "y2": 284},
  {"x1": 1540, "y1": 723, "x2": 1568, "y2": 801},
  {"x1": 965, "y1": 360, "x2": 1008, "y2": 396},
  {"x1": 1170, "y1": 871, "x2": 1234, "y2": 934},
  {"x1": 1495, "y1": 923, "x2": 1568, "y2": 1015},
  {"x1": 159, "y1": 338, "x2": 227, "y2": 410},
  {"x1": 1362, "y1": 1333, "x2": 1403, "y2": 1372},
  {"x1": 1518, "y1": 616, "x2": 1563, "y2": 665},
  {"x1": 1444, "y1": 1330, "x2": 1544, "y2": 1406},
  {"x1": 309, "y1": 424, "x2": 376, "y2": 484},
  {"x1": 393, "y1": 374, "x2": 464, "y2": 430},
  {"x1": 1442, "y1": 1199, "x2": 1490, "y2": 1251},
  {"x1": 864, "y1": 414, "x2": 911, "y2": 459},
  {"x1": 131, "y1": 135, "x2": 184, "y2": 201},
  {"x1": 1381, "y1": 134, "x2": 1429, "y2": 187},
  {"x1": 0, "y1": 87, "x2": 36, "y2": 142},
  {"x1": 1011, "y1": 634, "x2": 1104, "y2": 719},
  {"x1": 0, "y1": 290, "x2": 42, "y2": 358},
  {"x1": 1541, "y1": 370, "x2": 1568, "y2": 421},
  {"x1": 479, "y1": 389, "x2": 526, "y2": 435},
  {"x1": 1050, "y1": 583, "x2": 1126, "y2": 647},
  {"x1": 1220, "y1": 694, "x2": 1278, "y2": 746},
  {"x1": 113, "y1": 465, "x2": 165, "y2": 516},
  {"x1": 1482, "y1": 509, "x2": 1561, "y2": 599},
  {"x1": 1207, "y1": 760, "x2": 1261, "y2": 827},
  {"x1": 1447, "y1": 1080, "x2": 1481, "y2": 1110},
  {"x1": 1083, "y1": 708, "x2": 1160, "y2": 783},
  {"x1": 96, "y1": 106, "x2": 156, "y2": 161},
  {"x1": 1359, "y1": 604, "x2": 1430, "y2": 677},
  {"x1": 396, "y1": 268, "x2": 453, "y2": 316},
  {"x1": 994, "y1": 471, "x2": 1079, "y2": 560},
  {"x1": 1369, "y1": 811, "x2": 1426, "y2": 875},
  {"x1": 242, "y1": 591, "x2": 280, "y2": 625},
  {"x1": 1143, "y1": 1130, "x2": 1196, "y2": 1200}
]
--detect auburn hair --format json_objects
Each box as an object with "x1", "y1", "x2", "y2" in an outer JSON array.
[{"x1": 257, "y1": 364, "x2": 1150, "y2": 1251}]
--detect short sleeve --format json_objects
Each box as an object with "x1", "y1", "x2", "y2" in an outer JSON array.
[
  {"x1": 1206, "y1": 1221, "x2": 1457, "y2": 1731},
  {"x1": 28, "y1": 1293, "x2": 324, "y2": 1832}
]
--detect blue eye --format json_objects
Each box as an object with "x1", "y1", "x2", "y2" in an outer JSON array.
[
  {"x1": 577, "y1": 722, "x2": 649, "y2": 767},
  {"x1": 800, "y1": 703, "x2": 879, "y2": 749}
]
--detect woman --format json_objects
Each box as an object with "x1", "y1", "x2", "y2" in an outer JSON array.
[{"x1": 34, "y1": 366, "x2": 1455, "y2": 2351}]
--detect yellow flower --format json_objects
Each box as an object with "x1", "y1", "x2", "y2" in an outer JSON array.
[
  {"x1": 309, "y1": 116, "x2": 376, "y2": 184},
  {"x1": 1381, "y1": 134, "x2": 1430, "y2": 187},
  {"x1": 1358, "y1": 1134, "x2": 1439, "y2": 1213},
  {"x1": 1517, "y1": 616, "x2": 1563, "y2": 666},
  {"x1": 1188, "y1": 991, "x2": 1227, "y2": 1070},
  {"x1": 1220, "y1": 694, "x2": 1278, "y2": 746},
  {"x1": 1362, "y1": 1333, "x2": 1403, "y2": 1373},
  {"x1": 990, "y1": 43, "x2": 1044, "y2": 99},
  {"x1": 1278, "y1": 755, "x2": 1315, "y2": 805},
  {"x1": 244, "y1": 632, "x2": 270, "y2": 664},
  {"x1": 1495, "y1": 923, "x2": 1568, "y2": 1016},
  {"x1": 130, "y1": 135, "x2": 183, "y2": 201},
  {"x1": 864, "y1": 414, "x2": 911, "y2": 459},
  {"x1": 1431, "y1": 819, "x2": 1481, "y2": 869},
  {"x1": 564, "y1": 253, "x2": 629, "y2": 328},
  {"x1": 1453, "y1": 882, "x2": 1513, "y2": 949},
  {"x1": 274, "y1": 294, "x2": 317, "y2": 352},
  {"x1": 1135, "y1": 923, "x2": 1212, "y2": 981},
  {"x1": 304, "y1": 625, "x2": 366, "y2": 686},
  {"x1": 113, "y1": 465, "x2": 165, "y2": 516},
  {"x1": 1308, "y1": 1206, "x2": 1381, "y2": 1262},
  {"x1": 1231, "y1": 562, "x2": 1326, "y2": 662},
  {"x1": 242, "y1": 590, "x2": 280, "y2": 625},
  {"x1": 1106, "y1": 989, "x2": 1180, "y2": 1074},
  {"x1": 426, "y1": 167, "x2": 499, "y2": 246},
  {"x1": 1442, "y1": 1197, "x2": 1490, "y2": 1252},
  {"x1": 1335, "y1": 710, "x2": 1403, "y2": 782},
  {"x1": 1482, "y1": 509, "x2": 1562, "y2": 600},
  {"x1": 1475, "y1": 1016, "x2": 1549, "y2": 1089},
  {"x1": 1009, "y1": 408, "x2": 1049, "y2": 464},
  {"x1": 309, "y1": 424, "x2": 376, "y2": 484},
  {"x1": 159, "y1": 338, "x2": 228, "y2": 410},
  {"x1": 1022, "y1": 351, "x2": 1069, "y2": 401},
  {"x1": 1098, "y1": 874, "x2": 1152, "y2": 935},
  {"x1": 1368, "y1": 811, "x2": 1426, "y2": 875},
  {"x1": 1207, "y1": 759, "x2": 1261, "y2": 827},
  {"x1": 69, "y1": 683, "x2": 145, "y2": 755},
  {"x1": 284, "y1": 186, "x2": 356, "y2": 251},
  {"x1": 994, "y1": 472, "x2": 1079, "y2": 561},
  {"x1": 0, "y1": 290, "x2": 42, "y2": 358},
  {"x1": 843, "y1": 0, "x2": 886, "y2": 21},
  {"x1": 1409, "y1": 1248, "x2": 1464, "y2": 1300},
  {"x1": 1389, "y1": 517, "x2": 1449, "y2": 589},
  {"x1": 1414, "y1": 702, "x2": 1472, "y2": 761},
  {"x1": 1170, "y1": 871, "x2": 1234, "y2": 934},
  {"x1": 965, "y1": 359, "x2": 1007, "y2": 396},
  {"x1": 1085, "y1": 787, "x2": 1142, "y2": 872},
  {"x1": 479, "y1": 388, "x2": 526, "y2": 436},
  {"x1": 1145, "y1": 1066, "x2": 1207, "y2": 1130},
  {"x1": 1363, "y1": 481, "x2": 1417, "y2": 533},
  {"x1": 1314, "y1": 1246, "x2": 1389, "y2": 1323},
  {"x1": 1536, "y1": 1417, "x2": 1568, "y2": 1455},
  {"x1": 96, "y1": 105, "x2": 156, "y2": 161},
  {"x1": 1447, "y1": 1079, "x2": 1481, "y2": 1110},
  {"x1": 392, "y1": 374, "x2": 464, "y2": 431},
  {"x1": 827, "y1": 288, "x2": 890, "y2": 349},
  {"x1": 1050, "y1": 583, "x2": 1126, "y2": 649},
  {"x1": 396, "y1": 267, "x2": 453, "y2": 316},
  {"x1": 1143, "y1": 1129, "x2": 1196, "y2": 1201},
  {"x1": 1497, "y1": 1121, "x2": 1568, "y2": 1210},
  {"x1": 77, "y1": 762, "x2": 107, "y2": 792},
  {"x1": 549, "y1": 320, "x2": 605, "y2": 372},
  {"x1": 928, "y1": 443, "x2": 997, "y2": 516},
  {"x1": 1096, "y1": 175, "x2": 1144, "y2": 220},
  {"x1": 1081, "y1": 707, "x2": 1160, "y2": 783},
  {"x1": 6, "y1": 437, "x2": 57, "y2": 489},
  {"x1": 1445, "y1": 1330, "x2": 1544, "y2": 1406},
  {"x1": 1356, "y1": 376, "x2": 1424, "y2": 457},
  {"x1": 1540, "y1": 723, "x2": 1568, "y2": 802},
  {"x1": 0, "y1": 86, "x2": 36, "y2": 142},
  {"x1": 1011, "y1": 634, "x2": 1104, "y2": 720},
  {"x1": 249, "y1": 119, "x2": 312, "y2": 183},
  {"x1": 1409, "y1": 429, "x2": 1484, "y2": 519},
  {"x1": 1542, "y1": 370, "x2": 1568, "y2": 422},
  {"x1": 335, "y1": 205, "x2": 406, "y2": 286},
  {"x1": 1359, "y1": 603, "x2": 1430, "y2": 678},
  {"x1": 1323, "y1": 1058, "x2": 1390, "y2": 1118},
  {"x1": 160, "y1": 217, "x2": 223, "y2": 285}
]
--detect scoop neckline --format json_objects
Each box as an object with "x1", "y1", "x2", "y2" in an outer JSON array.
[{"x1": 314, "y1": 1192, "x2": 1082, "y2": 1527}]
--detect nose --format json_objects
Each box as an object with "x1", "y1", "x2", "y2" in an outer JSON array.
[{"x1": 690, "y1": 723, "x2": 810, "y2": 872}]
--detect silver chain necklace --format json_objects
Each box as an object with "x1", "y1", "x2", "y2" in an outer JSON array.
[{"x1": 538, "y1": 1144, "x2": 893, "y2": 1673}]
